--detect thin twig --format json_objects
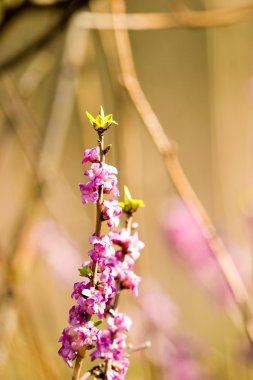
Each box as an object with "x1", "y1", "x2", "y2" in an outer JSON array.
[
  {"x1": 125, "y1": 341, "x2": 151, "y2": 356},
  {"x1": 79, "y1": 371, "x2": 91, "y2": 380},
  {"x1": 74, "y1": 5, "x2": 253, "y2": 31},
  {"x1": 109, "y1": 0, "x2": 253, "y2": 343}
]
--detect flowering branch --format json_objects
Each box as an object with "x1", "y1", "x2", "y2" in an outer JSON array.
[{"x1": 58, "y1": 107, "x2": 146, "y2": 380}]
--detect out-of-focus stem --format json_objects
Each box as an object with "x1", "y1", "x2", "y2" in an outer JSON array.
[
  {"x1": 125, "y1": 341, "x2": 151, "y2": 356},
  {"x1": 109, "y1": 0, "x2": 253, "y2": 344},
  {"x1": 74, "y1": 6, "x2": 253, "y2": 31}
]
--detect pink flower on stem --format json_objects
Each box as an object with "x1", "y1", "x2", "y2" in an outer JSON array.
[
  {"x1": 102, "y1": 199, "x2": 122, "y2": 228},
  {"x1": 79, "y1": 182, "x2": 98, "y2": 204},
  {"x1": 107, "y1": 357, "x2": 129, "y2": 380},
  {"x1": 82, "y1": 147, "x2": 100, "y2": 163},
  {"x1": 84, "y1": 163, "x2": 119, "y2": 197},
  {"x1": 89, "y1": 235, "x2": 115, "y2": 261},
  {"x1": 121, "y1": 270, "x2": 141, "y2": 296},
  {"x1": 69, "y1": 305, "x2": 88, "y2": 326},
  {"x1": 109, "y1": 229, "x2": 144, "y2": 260},
  {"x1": 107, "y1": 311, "x2": 132, "y2": 333},
  {"x1": 91, "y1": 331, "x2": 127, "y2": 361},
  {"x1": 58, "y1": 323, "x2": 100, "y2": 367}
]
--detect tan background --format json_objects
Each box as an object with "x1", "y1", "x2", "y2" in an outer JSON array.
[{"x1": 1, "y1": 0, "x2": 253, "y2": 379}]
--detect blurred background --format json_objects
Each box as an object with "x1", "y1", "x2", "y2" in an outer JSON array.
[{"x1": 1, "y1": 0, "x2": 253, "y2": 379}]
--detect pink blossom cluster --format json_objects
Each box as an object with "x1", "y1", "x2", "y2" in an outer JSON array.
[
  {"x1": 58, "y1": 146, "x2": 144, "y2": 380},
  {"x1": 108, "y1": 229, "x2": 144, "y2": 296}
]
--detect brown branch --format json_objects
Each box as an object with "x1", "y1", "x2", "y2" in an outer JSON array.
[
  {"x1": 74, "y1": 4, "x2": 253, "y2": 31},
  {"x1": 109, "y1": 0, "x2": 253, "y2": 343},
  {"x1": 72, "y1": 347, "x2": 87, "y2": 380},
  {"x1": 79, "y1": 371, "x2": 91, "y2": 380}
]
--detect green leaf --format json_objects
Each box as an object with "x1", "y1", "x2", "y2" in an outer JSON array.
[
  {"x1": 79, "y1": 265, "x2": 92, "y2": 278},
  {"x1": 98, "y1": 105, "x2": 104, "y2": 118},
  {"x1": 120, "y1": 185, "x2": 145, "y2": 214},
  {"x1": 124, "y1": 185, "x2": 132, "y2": 204},
  {"x1": 103, "y1": 144, "x2": 112, "y2": 155},
  {"x1": 118, "y1": 201, "x2": 125, "y2": 209},
  {"x1": 93, "y1": 319, "x2": 103, "y2": 327},
  {"x1": 86, "y1": 107, "x2": 118, "y2": 132},
  {"x1": 104, "y1": 114, "x2": 112, "y2": 122},
  {"x1": 131, "y1": 199, "x2": 145, "y2": 212},
  {"x1": 86, "y1": 111, "x2": 96, "y2": 124},
  {"x1": 87, "y1": 345, "x2": 95, "y2": 350}
]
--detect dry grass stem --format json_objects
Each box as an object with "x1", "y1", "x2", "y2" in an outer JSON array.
[{"x1": 74, "y1": 5, "x2": 253, "y2": 31}]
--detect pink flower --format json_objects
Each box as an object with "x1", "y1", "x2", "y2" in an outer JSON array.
[
  {"x1": 85, "y1": 163, "x2": 119, "y2": 197},
  {"x1": 121, "y1": 270, "x2": 141, "y2": 296},
  {"x1": 97, "y1": 281, "x2": 115, "y2": 300},
  {"x1": 69, "y1": 305, "x2": 87, "y2": 326},
  {"x1": 91, "y1": 330, "x2": 112, "y2": 361},
  {"x1": 108, "y1": 357, "x2": 129, "y2": 380},
  {"x1": 109, "y1": 229, "x2": 131, "y2": 251},
  {"x1": 79, "y1": 182, "x2": 98, "y2": 204},
  {"x1": 82, "y1": 147, "x2": 100, "y2": 163},
  {"x1": 85, "y1": 163, "x2": 117, "y2": 179},
  {"x1": 89, "y1": 235, "x2": 115, "y2": 261},
  {"x1": 107, "y1": 311, "x2": 132, "y2": 333},
  {"x1": 72, "y1": 281, "x2": 90, "y2": 300},
  {"x1": 128, "y1": 232, "x2": 145, "y2": 260},
  {"x1": 109, "y1": 229, "x2": 144, "y2": 258},
  {"x1": 91, "y1": 331, "x2": 127, "y2": 362},
  {"x1": 58, "y1": 323, "x2": 100, "y2": 367},
  {"x1": 102, "y1": 200, "x2": 122, "y2": 228}
]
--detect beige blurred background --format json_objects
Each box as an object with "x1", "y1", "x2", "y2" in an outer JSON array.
[{"x1": 1, "y1": 0, "x2": 253, "y2": 379}]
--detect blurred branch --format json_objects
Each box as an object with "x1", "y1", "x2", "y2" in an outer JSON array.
[
  {"x1": 0, "y1": 0, "x2": 89, "y2": 71},
  {"x1": 74, "y1": 4, "x2": 253, "y2": 31},
  {"x1": 18, "y1": 50, "x2": 54, "y2": 97},
  {"x1": 108, "y1": 0, "x2": 253, "y2": 344},
  {"x1": 38, "y1": 23, "x2": 90, "y2": 176},
  {"x1": 0, "y1": 0, "x2": 69, "y2": 31},
  {"x1": 0, "y1": 70, "x2": 85, "y2": 377},
  {"x1": 0, "y1": 73, "x2": 85, "y2": 225}
]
